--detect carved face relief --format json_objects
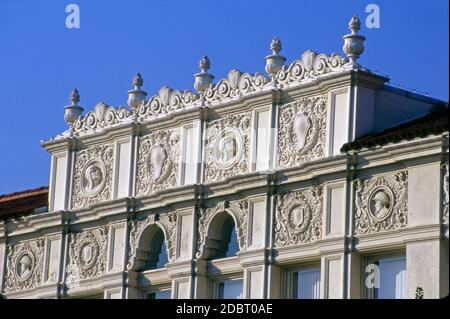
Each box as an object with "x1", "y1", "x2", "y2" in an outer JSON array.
[
  {"x1": 214, "y1": 130, "x2": 242, "y2": 170},
  {"x1": 81, "y1": 160, "x2": 106, "y2": 197},
  {"x1": 368, "y1": 186, "x2": 394, "y2": 222},
  {"x1": 16, "y1": 251, "x2": 35, "y2": 281},
  {"x1": 354, "y1": 172, "x2": 408, "y2": 234},
  {"x1": 5, "y1": 239, "x2": 45, "y2": 293},
  {"x1": 293, "y1": 113, "x2": 311, "y2": 150},
  {"x1": 149, "y1": 144, "x2": 168, "y2": 181}
]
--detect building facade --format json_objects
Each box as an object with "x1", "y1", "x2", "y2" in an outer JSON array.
[{"x1": 0, "y1": 16, "x2": 448, "y2": 299}]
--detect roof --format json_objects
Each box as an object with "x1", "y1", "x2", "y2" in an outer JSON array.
[
  {"x1": 341, "y1": 106, "x2": 449, "y2": 152},
  {"x1": 0, "y1": 186, "x2": 48, "y2": 220}
]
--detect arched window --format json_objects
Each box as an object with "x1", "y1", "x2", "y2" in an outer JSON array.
[
  {"x1": 221, "y1": 217, "x2": 239, "y2": 258},
  {"x1": 206, "y1": 213, "x2": 240, "y2": 260},
  {"x1": 137, "y1": 225, "x2": 168, "y2": 271}
]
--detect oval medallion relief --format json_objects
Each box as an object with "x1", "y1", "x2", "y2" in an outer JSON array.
[
  {"x1": 15, "y1": 251, "x2": 35, "y2": 282},
  {"x1": 213, "y1": 129, "x2": 243, "y2": 170},
  {"x1": 79, "y1": 241, "x2": 99, "y2": 271},
  {"x1": 292, "y1": 113, "x2": 311, "y2": 150},
  {"x1": 368, "y1": 186, "x2": 395, "y2": 222},
  {"x1": 148, "y1": 144, "x2": 172, "y2": 183},
  {"x1": 288, "y1": 203, "x2": 312, "y2": 234},
  {"x1": 81, "y1": 159, "x2": 106, "y2": 197}
]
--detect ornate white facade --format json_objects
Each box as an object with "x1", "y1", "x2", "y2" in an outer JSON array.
[{"x1": 0, "y1": 16, "x2": 448, "y2": 299}]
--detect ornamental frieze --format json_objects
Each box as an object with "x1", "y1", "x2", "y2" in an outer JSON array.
[
  {"x1": 71, "y1": 143, "x2": 114, "y2": 209},
  {"x1": 274, "y1": 50, "x2": 348, "y2": 85},
  {"x1": 127, "y1": 212, "x2": 177, "y2": 270},
  {"x1": 204, "y1": 113, "x2": 251, "y2": 183},
  {"x1": 4, "y1": 239, "x2": 45, "y2": 293},
  {"x1": 196, "y1": 200, "x2": 248, "y2": 259},
  {"x1": 277, "y1": 95, "x2": 327, "y2": 169},
  {"x1": 66, "y1": 227, "x2": 108, "y2": 285},
  {"x1": 354, "y1": 171, "x2": 408, "y2": 235},
  {"x1": 274, "y1": 187, "x2": 323, "y2": 247},
  {"x1": 136, "y1": 129, "x2": 180, "y2": 196}
]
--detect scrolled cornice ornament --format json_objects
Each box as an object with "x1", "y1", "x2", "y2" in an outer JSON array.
[
  {"x1": 277, "y1": 95, "x2": 327, "y2": 169},
  {"x1": 4, "y1": 239, "x2": 45, "y2": 293},
  {"x1": 204, "y1": 112, "x2": 251, "y2": 183},
  {"x1": 136, "y1": 86, "x2": 198, "y2": 120},
  {"x1": 66, "y1": 227, "x2": 108, "y2": 282},
  {"x1": 71, "y1": 143, "x2": 114, "y2": 209},
  {"x1": 274, "y1": 187, "x2": 323, "y2": 247},
  {"x1": 202, "y1": 69, "x2": 269, "y2": 103},
  {"x1": 196, "y1": 200, "x2": 248, "y2": 259},
  {"x1": 136, "y1": 129, "x2": 180, "y2": 196},
  {"x1": 275, "y1": 50, "x2": 347, "y2": 86},
  {"x1": 354, "y1": 172, "x2": 408, "y2": 235},
  {"x1": 72, "y1": 102, "x2": 131, "y2": 134}
]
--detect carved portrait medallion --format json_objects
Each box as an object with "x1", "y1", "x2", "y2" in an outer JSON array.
[
  {"x1": 148, "y1": 144, "x2": 172, "y2": 183},
  {"x1": 15, "y1": 251, "x2": 35, "y2": 282},
  {"x1": 81, "y1": 159, "x2": 106, "y2": 197},
  {"x1": 368, "y1": 186, "x2": 394, "y2": 222},
  {"x1": 213, "y1": 129, "x2": 243, "y2": 170}
]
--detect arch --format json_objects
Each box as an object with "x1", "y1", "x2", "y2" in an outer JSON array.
[
  {"x1": 133, "y1": 223, "x2": 169, "y2": 271},
  {"x1": 201, "y1": 209, "x2": 241, "y2": 260}
]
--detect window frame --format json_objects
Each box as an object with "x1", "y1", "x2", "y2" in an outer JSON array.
[
  {"x1": 282, "y1": 262, "x2": 321, "y2": 299},
  {"x1": 362, "y1": 251, "x2": 407, "y2": 299}
]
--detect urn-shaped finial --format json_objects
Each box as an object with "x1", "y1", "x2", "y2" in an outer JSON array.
[
  {"x1": 64, "y1": 88, "x2": 84, "y2": 125},
  {"x1": 343, "y1": 15, "x2": 366, "y2": 69},
  {"x1": 127, "y1": 73, "x2": 147, "y2": 110},
  {"x1": 265, "y1": 36, "x2": 286, "y2": 77},
  {"x1": 194, "y1": 55, "x2": 214, "y2": 93}
]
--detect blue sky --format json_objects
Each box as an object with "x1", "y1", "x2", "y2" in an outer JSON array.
[{"x1": 0, "y1": 0, "x2": 448, "y2": 194}]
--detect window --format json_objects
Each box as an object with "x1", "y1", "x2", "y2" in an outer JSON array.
[
  {"x1": 365, "y1": 255, "x2": 406, "y2": 299},
  {"x1": 145, "y1": 290, "x2": 171, "y2": 299},
  {"x1": 217, "y1": 280, "x2": 243, "y2": 299},
  {"x1": 140, "y1": 226, "x2": 168, "y2": 271},
  {"x1": 206, "y1": 214, "x2": 240, "y2": 260},
  {"x1": 292, "y1": 268, "x2": 321, "y2": 299}
]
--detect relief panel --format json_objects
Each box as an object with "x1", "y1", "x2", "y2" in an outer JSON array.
[
  {"x1": 4, "y1": 239, "x2": 45, "y2": 293},
  {"x1": 274, "y1": 186, "x2": 323, "y2": 247},
  {"x1": 65, "y1": 227, "x2": 108, "y2": 285},
  {"x1": 277, "y1": 96, "x2": 327, "y2": 169},
  {"x1": 71, "y1": 143, "x2": 114, "y2": 209},
  {"x1": 204, "y1": 112, "x2": 251, "y2": 183},
  {"x1": 354, "y1": 171, "x2": 408, "y2": 234},
  {"x1": 136, "y1": 128, "x2": 180, "y2": 196}
]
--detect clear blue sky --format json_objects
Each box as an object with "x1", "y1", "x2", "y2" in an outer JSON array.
[{"x1": 0, "y1": 0, "x2": 448, "y2": 194}]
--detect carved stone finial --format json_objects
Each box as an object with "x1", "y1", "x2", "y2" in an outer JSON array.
[
  {"x1": 199, "y1": 55, "x2": 211, "y2": 73},
  {"x1": 64, "y1": 88, "x2": 84, "y2": 125},
  {"x1": 343, "y1": 15, "x2": 366, "y2": 69},
  {"x1": 132, "y1": 73, "x2": 144, "y2": 90},
  {"x1": 349, "y1": 15, "x2": 361, "y2": 34},
  {"x1": 265, "y1": 36, "x2": 286, "y2": 77},
  {"x1": 70, "y1": 88, "x2": 80, "y2": 106},
  {"x1": 128, "y1": 73, "x2": 147, "y2": 110},
  {"x1": 270, "y1": 36, "x2": 282, "y2": 55},
  {"x1": 194, "y1": 55, "x2": 214, "y2": 93}
]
